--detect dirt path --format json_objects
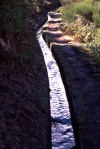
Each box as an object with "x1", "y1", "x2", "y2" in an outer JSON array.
[{"x1": 42, "y1": 12, "x2": 100, "y2": 149}]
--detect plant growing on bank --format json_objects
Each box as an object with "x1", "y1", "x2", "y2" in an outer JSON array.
[
  {"x1": 61, "y1": 0, "x2": 100, "y2": 26},
  {"x1": 0, "y1": 0, "x2": 44, "y2": 67},
  {"x1": 90, "y1": 29, "x2": 100, "y2": 67},
  {"x1": 90, "y1": 45, "x2": 100, "y2": 68},
  {"x1": 59, "y1": 0, "x2": 100, "y2": 68}
]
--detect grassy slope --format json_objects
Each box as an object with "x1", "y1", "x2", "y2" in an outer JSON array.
[{"x1": 59, "y1": 0, "x2": 100, "y2": 68}]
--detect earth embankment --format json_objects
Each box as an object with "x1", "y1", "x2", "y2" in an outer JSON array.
[{"x1": 0, "y1": 1, "x2": 61, "y2": 148}]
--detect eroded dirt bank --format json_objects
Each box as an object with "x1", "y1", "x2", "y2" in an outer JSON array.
[
  {"x1": 0, "y1": 17, "x2": 51, "y2": 149},
  {"x1": 42, "y1": 12, "x2": 100, "y2": 149},
  {"x1": 0, "y1": 1, "x2": 61, "y2": 149}
]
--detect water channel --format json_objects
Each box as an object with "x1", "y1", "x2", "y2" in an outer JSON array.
[{"x1": 36, "y1": 14, "x2": 75, "y2": 149}]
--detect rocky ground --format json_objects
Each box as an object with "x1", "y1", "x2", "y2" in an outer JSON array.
[{"x1": 42, "y1": 12, "x2": 100, "y2": 149}]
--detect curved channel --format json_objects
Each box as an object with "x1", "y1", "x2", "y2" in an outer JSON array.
[{"x1": 36, "y1": 14, "x2": 75, "y2": 149}]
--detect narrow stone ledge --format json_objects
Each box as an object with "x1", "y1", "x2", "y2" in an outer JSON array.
[
  {"x1": 51, "y1": 45, "x2": 82, "y2": 149},
  {"x1": 48, "y1": 19, "x2": 62, "y2": 24},
  {"x1": 50, "y1": 44, "x2": 100, "y2": 149},
  {"x1": 49, "y1": 12, "x2": 62, "y2": 18}
]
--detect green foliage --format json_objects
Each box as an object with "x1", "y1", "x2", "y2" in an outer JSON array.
[
  {"x1": 62, "y1": 5, "x2": 75, "y2": 22},
  {"x1": 60, "y1": 0, "x2": 79, "y2": 5},
  {"x1": 74, "y1": 2, "x2": 93, "y2": 20},
  {"x1": 60, "y1": 0, "x2": 100, "y2": 67},
  {"x1": 90, "y1": 29, "x2": 100, "y2": 67},
  {"x1": 61, "y1": 0, "x2": 100, "y2": 27},
  {"x1": 92, "y1": 2, "x2": 100, "y2": 27},
  {"x1": 0, "y1": 0, "x2": 44, "y2": 66},
  {"x1": 93, "y1": 13, "x2": 100, "y2": 27}
]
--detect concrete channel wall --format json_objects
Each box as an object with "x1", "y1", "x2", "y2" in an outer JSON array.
[{"x1": 42, "y1": 11, "x2": 100, "y2": 149}]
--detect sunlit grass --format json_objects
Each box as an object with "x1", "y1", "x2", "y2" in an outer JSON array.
[
  {"x1": 61, "y1": 0, "x2": 100, "y2": 27},
  {"x1": 59, "y1": 0, "x2": 100, "y2": 68}
]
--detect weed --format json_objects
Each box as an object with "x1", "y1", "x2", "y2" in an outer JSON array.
[
  {"x1": 61, "y1": 0, "x2": 100, "y2": 27},
  {"x1": 60, "y1": 0, "x2": 100, "y2": 67}
]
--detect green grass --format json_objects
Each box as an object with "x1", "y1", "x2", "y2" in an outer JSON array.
[
  {"x1": 92, "y1": 2, "x2": 100, "y2": 27},
  {"x1": 91, "y1": 29, "x2": 100, "y2": 67},
  {"x1": 59, "y1": 0, "x2": 100, "y2": 68},
  {"x1": 61, "y1": 0, "x2": 100, "y2": 27},
  {"x1": 74, "y1": 2, "x2": 93, "y2": 20}
]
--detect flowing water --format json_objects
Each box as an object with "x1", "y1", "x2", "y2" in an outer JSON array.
[{"x1": 36, "y1": 15, "x2": 75, "y2": 149}]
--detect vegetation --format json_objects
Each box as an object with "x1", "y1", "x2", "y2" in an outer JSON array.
[
  {"x1": 61, "y1": 0, "x2": 100, "y2": 26},
  {"x1": 0, "y1": 0, "x2": 44, "y2": 67},
  {"x1": 59, "y1": 0, "x2": 100, "y2": 68},
  {"x1": 0, "y1": 0, "x2": 61, "y2": 68},
  {"x1": 1, "y1": 0, "x2": 100, "y2": 68}
]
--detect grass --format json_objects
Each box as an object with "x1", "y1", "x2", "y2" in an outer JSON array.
[
  {"x1": 61, "y1": 0, "x2": 100, "y2": 26},
  {"x1": 59, "y1": 0, "x2": 100, "y2": 68}
]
